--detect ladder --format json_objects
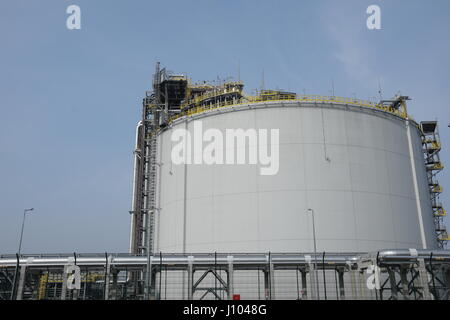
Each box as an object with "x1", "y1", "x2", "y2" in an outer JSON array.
[{"x1": 144, "y1": 130, "x2": 158, "y2": 254}]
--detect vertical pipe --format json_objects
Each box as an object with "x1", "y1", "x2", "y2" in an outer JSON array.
[
  {"x1": 182, "y1": 120, "x2": 188, "y2": 253},
  {"x1": 400, "y1": 267, "x2": 409, "y2": 300},
  {"x1": 406, "y1": 119, "x2": 427, "y2": 249},
  {"x1": 187, "y1": 256, "x2": 193, "y2": 300},
  {"x1": 145, "y1": 254, "x2": 153, "y2": 300},
  {"x1": 155, "y1": 134, "x2": 163, "y2": 252},
  {"x1": 181, "y1": 120, "x2": 188, "y2": 299},
  {"x1": 227, "y1": 256, "x2": 234, "y2": 300},
  {"x1": 129, "y1": 121, "x2": 142, "y2": 253}
]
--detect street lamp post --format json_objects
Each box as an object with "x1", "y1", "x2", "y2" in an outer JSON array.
[
  {"x1": 307, "y1": 208, "x2": 320, "y2": 300},
  {"x1": 18, "y1": 208, "x2": 34, "y2": 256},
  {"x1": 11, "y1": 208, "x2": 34, "y2": 300}
]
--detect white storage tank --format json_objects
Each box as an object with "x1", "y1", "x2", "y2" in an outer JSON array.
[{"x1": 153, "y1": 100, "x2": 438, "y2": 253}]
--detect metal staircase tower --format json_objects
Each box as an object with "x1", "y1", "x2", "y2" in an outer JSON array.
[
  {"x1": 130, "y1": 63, "x2": 163, "y2": 258},
  {"x1": 128, "y1": 63, "x2": 163, "y2": 299},
  {"x1": 421, "y1": 121, "x2": 448, "y2": 248},
  {"x1": 141, "y1": 63, "x2": 162, "y2": 256}
]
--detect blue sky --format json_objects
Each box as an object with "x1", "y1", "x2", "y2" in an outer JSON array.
[{"x1": 0, "y1": 0, "x2": 449, "y2": 253}]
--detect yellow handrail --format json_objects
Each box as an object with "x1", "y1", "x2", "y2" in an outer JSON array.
[{"x1": 169, "y1": 94, "x2": 408, "y2": 123}]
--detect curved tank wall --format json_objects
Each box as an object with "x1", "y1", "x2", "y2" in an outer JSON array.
[{"x1": 154, "y1": 101, "x2": 438, "y2": 253}]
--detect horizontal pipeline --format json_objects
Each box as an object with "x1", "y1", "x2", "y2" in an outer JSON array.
[{"x1": 0, "y1": 250, "x2": 449, "y2": 269}]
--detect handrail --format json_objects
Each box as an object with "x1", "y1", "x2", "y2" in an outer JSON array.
[{"x1": 169, "y1": 94, "x2": 408, "y2": 124}]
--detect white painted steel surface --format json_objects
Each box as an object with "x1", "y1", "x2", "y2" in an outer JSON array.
[{"x1": 154, "y1": 102, "x2": 437, "y2": 253}]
